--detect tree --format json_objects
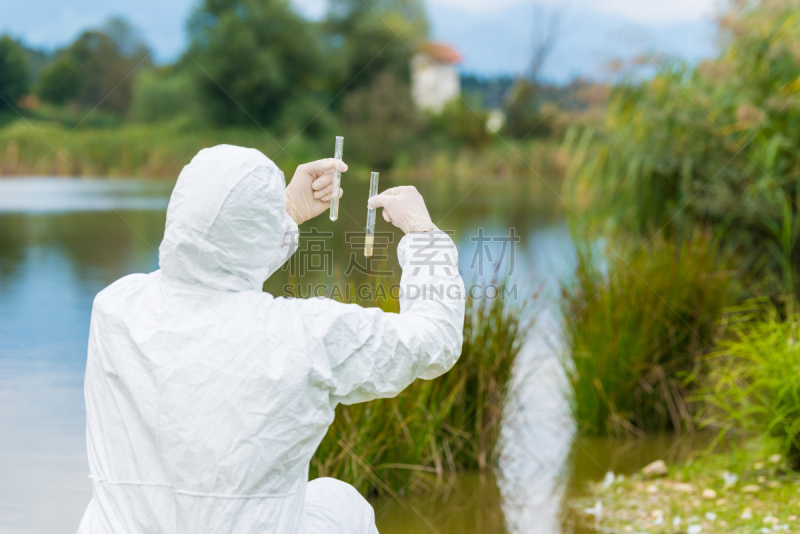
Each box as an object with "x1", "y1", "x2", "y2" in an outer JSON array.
[
  {"x1": 36, "y1": 18, "x2": 151, "y2": 115},
  {"x1": 0, "y1": 35, "x2": 29, "y2": 110},
  {"x1": 36, "y1": 55, "x2": 80, "y2": 105},
  {"x1": 187, "y1": 0, "x2": 324, "y2": 126},
  {"x1": 504, "y1": 6, "x2": 561, "y2": 138},
  {"x1": 527, "y1": 6, "x2": 560, "y2": 85},
  {"x1": 325, "y1": 0, "x2": 428, "y2": 94},
  {"x1": 342, "y1": 71, "x2": 421, "y2": 168},
  {"x1": 20, "y1": 46, "x2": 50, "y2": 88}
]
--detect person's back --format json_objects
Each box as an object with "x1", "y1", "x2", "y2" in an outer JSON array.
[{"x1": 77, "y1": 145, "x2": 465, "y2": 533}]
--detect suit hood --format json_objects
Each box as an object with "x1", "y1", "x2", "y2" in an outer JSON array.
[{"x1": 158, "y1": 145, "x2": 298, "y2": 291}]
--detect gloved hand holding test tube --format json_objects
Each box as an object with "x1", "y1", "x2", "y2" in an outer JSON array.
[
  {"x1": 330, "y1": 136, "x2": 343, "y2": 221},
  {"x1": 364, "y1": 172, "x2": 379, "y2": 257}
]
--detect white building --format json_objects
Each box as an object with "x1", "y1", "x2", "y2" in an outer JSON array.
[{"x1": 410, "y1": 42, "x2": 461, "y2": 114}]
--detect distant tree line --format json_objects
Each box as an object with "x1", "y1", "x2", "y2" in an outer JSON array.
[{"x1": 0, "y1": 0, "x2": 573, "y2": 164}]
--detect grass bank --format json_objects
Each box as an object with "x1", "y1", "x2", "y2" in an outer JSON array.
[
  {"x1": 310, "y1": 291, "x2": 532, "y2": 496},
  {"x1": 0, "y1": 118, "x2": 564, "y2": 187},
  {"x1": 572, "y1": 440, "x2": 799, "y2": 533},
  {"x1": 0, "y1": 119, "x2": 319, "y2": 178}
]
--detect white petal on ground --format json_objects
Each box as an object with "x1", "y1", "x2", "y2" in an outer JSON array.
[
  {"x1": 584, "y1": 501, "x2": 603, "y2": 517},
  {"x1": 722, "y1": 471, "x2": 739, "y2": 486}
]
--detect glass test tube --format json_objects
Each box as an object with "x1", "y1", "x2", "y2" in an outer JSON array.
[
  {"x1": 364, "y1": 172, "x2": 379, "y2": 257},
  {"x1": 330, "y1": 136, "x2": 344, "y2": 221}
]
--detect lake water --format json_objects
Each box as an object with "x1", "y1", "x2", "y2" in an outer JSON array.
[{"x1": 0, "y1": 176, "x2": 699, "y2": 533}]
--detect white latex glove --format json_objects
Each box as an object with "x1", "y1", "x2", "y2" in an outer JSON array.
[
  {"x1": 367, "y1": 186, "x2": 437, "y2": 234},
  {"x1": 285, "y1": 158, "x2": 347, "y2": 225}
]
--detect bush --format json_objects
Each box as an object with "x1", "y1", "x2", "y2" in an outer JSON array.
[
  {"x1": 564, "y1": 0, "x2": 800, "y2": 297},
  {"x1": 428, "y1": 98, "x2": 490, "y2": 147},
  {"x1": 706, "y1": 301, "x2": 800, "y2": 468},
  {"x1": 0, "y1": 35, "x2": 29, "y2": 110},
  {"x1": 35, "y1": 19, "x2": 152, "y2": 115},
  {"x1": 561, "y1": 231, "x2": 738, "y2": 436},
  {"x1": 36, "y1": 55, "x2": 81, "y2": 105},
  {"x1": 275, "y1": 91, "x2": 339, "y2": 138},
  {"x1": 129, "y1": 70, "x2": 206, "y2": 125},
  {"x1": 310, "y1": 291, "x2": 531, "y2": 495}
]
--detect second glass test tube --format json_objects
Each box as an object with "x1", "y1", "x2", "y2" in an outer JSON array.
[{"x1": 365, "y1": 172, "x2": 379, "y2": 257}]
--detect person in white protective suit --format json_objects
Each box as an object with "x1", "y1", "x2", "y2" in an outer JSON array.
[{"x1": 77, "y1": 144, "x2": 465, "y2": 534}]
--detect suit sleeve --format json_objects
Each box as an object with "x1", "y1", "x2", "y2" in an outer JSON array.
[{"x1": 297, "y1": 231, "x2": 466, "y2": 405}]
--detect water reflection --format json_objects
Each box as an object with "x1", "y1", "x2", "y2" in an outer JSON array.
[
  {"x1": 0, "y1": 178, "x2": 172, "y2": 214},
  {"x1": 372, "y1": 473, "x2": 508, "y2": 534}
]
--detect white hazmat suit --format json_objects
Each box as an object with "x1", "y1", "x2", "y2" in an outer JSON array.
[{"x1": 77, "y1": 145, "x2": 466, "y2": 533}]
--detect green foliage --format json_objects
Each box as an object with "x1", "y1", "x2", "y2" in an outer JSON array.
[
  {"x1": 428, "y1": 98, "x2": 490, "y2": 147},
  {"x1": 564, "y1": 0, "x2": 800, "y2": 296},
  {"x1": 36, "y1": 18, "x2": 151, "y2": 115},
  {"x1": 0, "y1": 35, "x2": 29, "y2": 110},
  {"x1": 19, "y1": 45, "x2": 50, "y2": 87},
  {"x1": 274, "y1": 91, "x2": 339, "y2": 138},
  {"x1": 311, "y1": 292, "x2": 530, "y2": 495},
  {"x1": 187, "y1": 0, "x2": 324, "y2": 126},
  {"x1": 129, "y1": 70, "x2": 206, "y2": 125},
  {"x1": 184, "y1": 0, "x2": 427, "y2": 130},
  {"x1": 14, "y1": 101, "x2": 121, "y2": 129},
  {"x1": 342, "y1": 71, "x2": 421, "y2": 168},
  {"x1": 706, "y1": 301, "x2": 800, "y2": 467},
  {"x1": 325, "y1": 0, "x2": 428, "y2": 92},
  {"x1": 36, "y1": 55, "x2": 80, "y2": 105},
  {"x1": 562, "y1": 231, "x2": 738, "y2": 436}
]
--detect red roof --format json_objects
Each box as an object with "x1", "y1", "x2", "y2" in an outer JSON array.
[{"x1": 419, "y1": 42, "x2": 462, "y2": 64}]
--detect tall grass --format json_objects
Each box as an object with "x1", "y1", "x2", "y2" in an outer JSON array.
[
  {"x1": 562, "y1": 1, "x2": 800, "y2": 297},
  {"x1": 561, "y1": 231, "x2": 738, "y2": 436},
  {"x1": 310, "y1": 291, "x2": 532, "y2": 496},
  {"x1": 705, "y1": 301, "x2": 800, "y2": 468},
  {"x1": 0, "y1": 119, "x2": 322, "y2": 178}
]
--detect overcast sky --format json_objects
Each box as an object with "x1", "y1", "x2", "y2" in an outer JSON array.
[{"x1": 0, "y1": 0, "x2": 725, "y2": 82}]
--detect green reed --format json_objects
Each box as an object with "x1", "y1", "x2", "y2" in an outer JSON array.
[
  {"x1": 704, "y1": 300, "x2": 800, "y2": 468},
  {"x1": 561, "y1": 231, "x2": 738, "y2": 436},
  {"x1": 562, "y1": 0, "x2": 800, "y2": 299}
]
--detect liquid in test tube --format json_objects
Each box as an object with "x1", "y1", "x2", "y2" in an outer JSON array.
[
  {"x1": 364, "y1": 172, "x2": 379, "y2": 257},
  {"x1": 330, "y1": 136, "x2": 344, "y2": 221}
]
